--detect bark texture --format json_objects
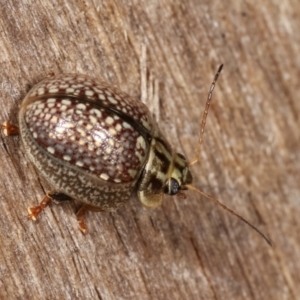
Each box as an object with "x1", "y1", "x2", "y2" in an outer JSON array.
[{"x1": 0, "y1": 0, "x2": 299, "y2": 299}]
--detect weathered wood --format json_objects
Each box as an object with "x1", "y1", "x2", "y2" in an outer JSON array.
[{"x1": 0, "y1": 1, "x2": 299, "y2": 299}]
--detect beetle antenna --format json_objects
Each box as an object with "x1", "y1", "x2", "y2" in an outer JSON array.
[
  {"x1": 185, "y1": 184, "x2": 272, "y2": 246},
  {"x1": 189, "y1": 64, "x2": 223, "y2": 166}
]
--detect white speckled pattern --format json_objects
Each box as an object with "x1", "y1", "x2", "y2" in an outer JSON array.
[
  {"x1": 20, "y1": 74, "x2": 154, "y2": 184},
  {"x1": 27, "y1": 74, "x2": 153, "y2": 131}
]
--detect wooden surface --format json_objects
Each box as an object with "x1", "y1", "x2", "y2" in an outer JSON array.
[{"x1": 0, "y1": 1, "x2": 299, "y2": 299}]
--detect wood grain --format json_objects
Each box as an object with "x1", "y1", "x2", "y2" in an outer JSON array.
[{"x1": 0, "y1": 0, "x2": 299, "y2": 299}]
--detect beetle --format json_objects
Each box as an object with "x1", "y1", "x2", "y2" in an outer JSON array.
[{"x1": 2, "y1": 65, "x2": 271, "y2": 245}]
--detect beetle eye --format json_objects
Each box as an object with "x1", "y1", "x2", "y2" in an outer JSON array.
[{"x1": 164, "y1": 178, "x2": 180, "y2": 195}]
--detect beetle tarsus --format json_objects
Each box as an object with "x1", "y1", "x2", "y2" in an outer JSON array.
[
  {"x1": 27, "y1": 194, "x2": 52, "y2": 221},
  {"x1": 1, "y1": 122, "x2": 19, "y2": 136}
]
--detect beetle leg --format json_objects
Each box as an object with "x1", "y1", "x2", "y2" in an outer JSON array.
[
  {"x1": 76, "y1": 205, "x2": 88, "y2": 234},
  {"x1": 49, "y1": 192, "x2": 73, "y2": 203},
  {"x1": 27, "y1": 193, "x2": 53, "y2": 221},
  {"x1": 1, "y1": 122, "x2": 19, "y2": 136}
]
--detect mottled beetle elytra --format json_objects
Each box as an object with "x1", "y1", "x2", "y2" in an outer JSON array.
[{"x1": 2, "y1": 65, "x2": 271, "y2": 245}]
